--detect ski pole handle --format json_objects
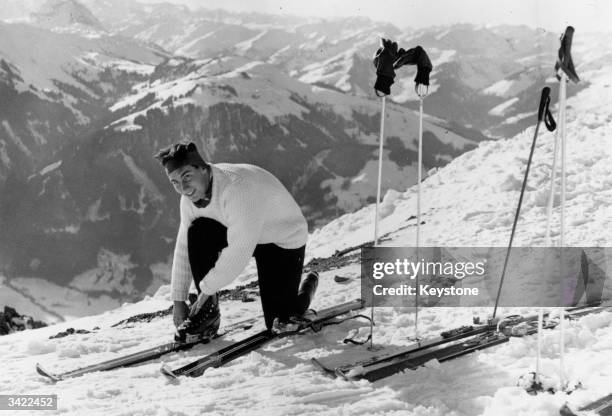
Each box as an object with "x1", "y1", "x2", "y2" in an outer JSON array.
[
  {"x1": 559, "y1": 26, "x2": 575, "y2": 62},
  {"x1": 555, "y1": 26, "x2": 580, "y2": 83},
  {"x1": 538, "y1": 87, "x2": 556, "y2": 131},
  {"x1": 538, "y1": 87, "x2": 551, "y2": 122}
]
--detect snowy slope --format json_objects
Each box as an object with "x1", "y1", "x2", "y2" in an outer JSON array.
[{"x1": 2, "y1": 38, "x2": 612, "y2": 416}]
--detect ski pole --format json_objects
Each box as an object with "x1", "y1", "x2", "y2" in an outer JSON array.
[
  {"x1": 534, "y1": 83, "x2": 559, "y2": 386},
  {"x1": 492, "y1": 87, "x2": 555, "y2": 319},
  {"x1": 559, "y1": 70, "x2": 568, "y2": 388},
  {"x1": 413, "y1": 90, "x2": 426, "y2": 341},
  {"x1": 371, "y1": 95, "x2": 386, "y2": 349},
  {"x1": 374, "y1": 95, "x2": 386, "y2": 247},
  {"x1": 544, "y1": 124, "x2": 560, "y2": 242},
  {"x1": 554, "y1": 25, "x2": 578, "y2": 389},
  {"x1": 416, "y1": 95, "x2": 424, "y2": 249}
]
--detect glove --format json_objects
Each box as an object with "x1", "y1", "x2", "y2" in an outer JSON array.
[
  {"x1": 394, "y1": 46, "x2": 433, "y2": 87},
  {"x1": 373, "y1": 38, "x2": 400, "y2": 95},
  {"x1": 173, "y1": 301, "x2": 189, "y2": 328}
]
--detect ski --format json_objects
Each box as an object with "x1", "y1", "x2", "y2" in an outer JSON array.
[
  {"x1": 313, "y1": 304, "x2": 607, "y2": 382},
  {"x1": 339, "y1": 331, "x2": 509, "y2": 382},
  {"x1": 560, "y1": 393, "x2": 612, "y2": 416},
  {"x1": 35, "y1": 314, "x2": 260, "y2": 382},
  {"x1": 161, "y1": 298, "x2": 365, "y2": 378},
  {"x1": 311, "y1": 321, "x2": 497, "y2": 376}
]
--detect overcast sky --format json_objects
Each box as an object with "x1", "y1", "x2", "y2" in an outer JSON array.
[{"x1": 146, "y1": 0, "x2": 611, "y2": 33}]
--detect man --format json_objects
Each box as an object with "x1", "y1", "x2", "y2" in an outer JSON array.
[{"x1": 154, "y1": 142, "x2": 318, "y2": 340}]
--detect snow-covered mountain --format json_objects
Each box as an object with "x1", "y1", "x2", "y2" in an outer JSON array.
[
  {"x1": 1, "y1": 39, "x2": 611, "y2": 414},
  {"x1": 79, "y1": 0, "x2": 577, "y2": 138},
  {"x1": 32, "y1": 0, "x2": 105, "y2": 31}
]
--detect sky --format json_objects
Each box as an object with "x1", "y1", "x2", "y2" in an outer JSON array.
[{"x1": 134, "y1": 0, "x2": 612, "y2": 33}]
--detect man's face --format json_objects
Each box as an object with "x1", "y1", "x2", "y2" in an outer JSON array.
[{"x1": 167, "y1": 165, "x2": 208, "y2": 202}]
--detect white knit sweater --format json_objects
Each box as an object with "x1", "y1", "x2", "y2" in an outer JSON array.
[{"x1": 170, "y1": 163, "x2": 308, "y2": 300}]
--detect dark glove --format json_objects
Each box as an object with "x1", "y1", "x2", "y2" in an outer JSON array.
[
  {"x1": 373, "y1": 38, "x2": 400, "y2": 95},
  {"x1": 173, "y1": 301, "x2": 189, "y2": 328},
  {"x1": 394, "y1": 46, "x2": 433, "y2": 87}
]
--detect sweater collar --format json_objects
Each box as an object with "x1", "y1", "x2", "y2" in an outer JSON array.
[{"x1": 194, "y1": 165, "x2": 213, "y2": 209}]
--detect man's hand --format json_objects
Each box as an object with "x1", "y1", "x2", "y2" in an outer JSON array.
[
  {"x1": 173, "y1": 301, "x2": 189, "y2": 328},
  {"x1": 189, "y1": 292, "x2": 210, "y2": 318}
]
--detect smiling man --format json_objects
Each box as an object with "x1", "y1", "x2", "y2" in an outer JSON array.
[{"x1": 154, "y1": 142, "x2": 318, "y2": 341}]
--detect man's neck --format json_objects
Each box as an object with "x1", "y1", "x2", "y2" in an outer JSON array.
[{"x1": 194, "y1": 165, "x2": 213, "y2": 208}]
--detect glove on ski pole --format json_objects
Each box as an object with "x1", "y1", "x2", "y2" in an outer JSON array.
[
  {"x1": 373, "y1": 38, "x2": 400, "y2": 96},
  {"x1": 394, "y1": 45, "x2": 433, "y2": 94}
]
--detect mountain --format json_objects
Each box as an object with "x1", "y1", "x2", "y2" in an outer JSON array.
[
  {"x1": 32, "y1": 0, "x2": 105, "y2": 30},
  {"x1": 0, "y1": 18, "x2": 172, "y2": 311},
  {"x1": 81, "y1": 0, "x2": 582, "y2": 138}
]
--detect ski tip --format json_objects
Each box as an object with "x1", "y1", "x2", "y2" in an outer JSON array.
[
  {"x1": 310, "y1": 357, "x2": 337, "y2": 377},
  {"x1": 334, "y1": 367, "x2": 351, "y2": 381},
  {"x1": 35, "y1": 363, "x2": 61, "y2": 382},
  {"x1": 160, "y1": 364, "x2": 178, "y2": 380},
  {"x1": 559, "y1": 403, "x2": 578, "y2": 416}
]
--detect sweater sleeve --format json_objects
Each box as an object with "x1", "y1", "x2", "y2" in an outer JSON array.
[
  {"x1": 170, "y1": 197, "x2": 193, "y2": 301},
  {"x1": 198, "y1": 180, "x2": 264, "y2": 295}
]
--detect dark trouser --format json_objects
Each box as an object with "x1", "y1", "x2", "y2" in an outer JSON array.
[{"x1": 188, "y1": 217, "x2": 307, "y2": 329}]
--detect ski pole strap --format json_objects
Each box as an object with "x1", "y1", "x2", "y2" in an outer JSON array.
[
  {"x1": 538, "y1": 87, "x2": 556, "y2": 132},
  {"x1": 343, "y1": 330, "x2": 372, "y2": 346},
  {"x1": 294, "y1": 311, "x2": 373, "y2": 334},
  {"x1": 554, "y1": 26, "x2": 580, "y2": 83},
  {"x1": 338, "y1": 314, "x2": 374, "y2": 345},
  {"x1": 306, "y1": 313, "x2": 373, "y2": 343},
  {"x1": 415, "y1": 84, "x2": 428, "y2": 98}
]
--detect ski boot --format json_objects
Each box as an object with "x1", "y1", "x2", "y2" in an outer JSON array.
[
  {"x1": 271, "y1": 315, "x2": 312, "y2": 335},
  {"x1": 175, "y1": 293, "x2": 220, "y2": 343},
  {"x1": 297, "y1": 271, "x2": 319, "y2": 315},
  {"x1": 271, "y1": 271, "x2": 319, "y2": 335}
]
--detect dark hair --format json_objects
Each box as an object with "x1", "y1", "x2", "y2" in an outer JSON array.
[{"x1": 154, "y1": 142, "x2": 208, "y2": 173}]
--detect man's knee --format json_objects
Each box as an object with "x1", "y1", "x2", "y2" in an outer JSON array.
[{"x1": 188, "y1": 218, "x2": 228, "y2": 250}]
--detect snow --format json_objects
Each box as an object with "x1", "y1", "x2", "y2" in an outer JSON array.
[
  {"x1": 2, "y1": 120, "x2": 32, "y2": 157},
  {"x1": 175, "y1": 31, "x2": 216, "y2": 57},
  {"x1": 298, "y1": 49, "x2": 357, "y2": 92},
  {"x1": 321, "y1": 155, "x2": 419, "y2": 213},
  {"x1": 435, "y1": 29, "x2": 451, "y2": 40},
  {"x1": 39, "y1": 160, "x2": 62, "y2": 176},
  {"x1": 432, "y1": 49, "x2": 457, "y2": 66},
  {"x1": 8, "y1": 276, "x2": 120, "y2": 322},
  {"x1": 0, "y1": 21, "x2": 166, "y2": 122},
  {"x1": 119, "y1": 151, "x2": 164, "y2": 203},
  {"x1": 483, "y1": 80, "x2": 515, "y2": 97},
  {"x1": 234, "y1": 29, "x2": 268, "y2": 54},
  {"x1": 488, "y1": 97, "x2": 519, "y2": 116},
  {"x1": 502, "y1": 111, "x2": 532, "y2": 125}
]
